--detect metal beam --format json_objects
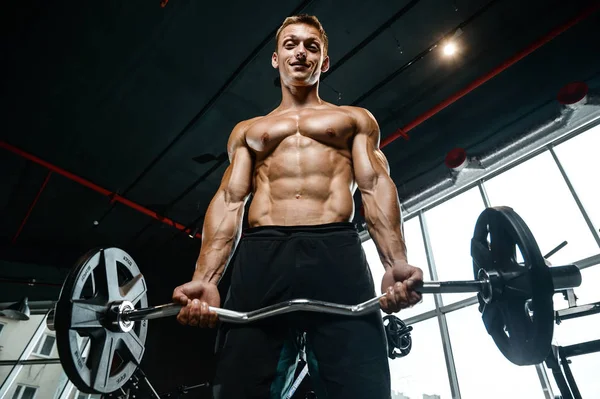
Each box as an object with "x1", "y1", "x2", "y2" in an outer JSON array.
[
  {"x1": 573, "y1": 253, "x2": 600, "y2": 270},
  {"x1": 419, "y1": 211, "x2": 461, "y2": 399},
  {"x1": 0, "y1": 358, "x2": 61, "y2": 366},
  {"x1": 478, "y1": 180, "x2": 491, "y2": 208}
]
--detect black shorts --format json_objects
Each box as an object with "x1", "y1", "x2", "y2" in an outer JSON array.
[{"x1": 212, "y1": 222, "x2": 391, "y2": 399}]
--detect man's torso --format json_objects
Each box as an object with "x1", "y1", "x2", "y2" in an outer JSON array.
[{"x1": 242, "y1": 103, "x2": 362, "y2": 227}]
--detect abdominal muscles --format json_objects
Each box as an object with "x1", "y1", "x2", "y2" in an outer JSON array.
[{"x1": 248, "y1": 135, "x2": 355, "y2": 226}]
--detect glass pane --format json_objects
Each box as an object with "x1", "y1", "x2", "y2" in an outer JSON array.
[
  {"x1": 364, "y1": 217, "x2": 436, "y2": 320},
  {"x1": 1, "y1": 367, "x2": 15, "y2": 393},
  {"x1": 545, "y1": 352, "x2": 600, "y2": 399},
  {"x1": 2, "y1": 364, "x2": 67, "y2": 399},
  {"x1": 11, "y1": 384, "x2": 22, "y2": 399},
  {"x1": 40, "y1": 336, "x2": 55, "y2": 356},
  {"x1": 21, "y1": 386, "x2": 37, "y2": 399},
  {"x1": 389, "y1": 317, "x2": 452, "y2": 398},
  {"x1": 554, "y1": 124, "x2": 600, "y2": 235},
  {"x1": 424, "y1": 187, "x2": 486, "y2": 305},
  {"x1": 447, "y1": 305, "x2": 545, "y2": 399},
  {"x1": 545, "y1": 311, "x2": 600, "y2": 399},
  {"x1": 484, "y1": 151, "x2": 598, "y2": 267},
  {"x1": 576, "y1": 265, "x2": 600, "y2": 306},
  {"x1": 0, "y1": 315, "x2": 45, "y2": 361},
  {"x1": 553, "y1": 310, "x2": 600, "y2": 349}
]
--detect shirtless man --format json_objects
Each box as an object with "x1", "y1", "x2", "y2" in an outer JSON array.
[{"x1": 172, "y1": 14, "x2": 423, "y2": 399}]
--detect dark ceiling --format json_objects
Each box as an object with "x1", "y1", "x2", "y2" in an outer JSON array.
[{"x1": 2, "y1": 0, "x2": 600, "y2": 395}]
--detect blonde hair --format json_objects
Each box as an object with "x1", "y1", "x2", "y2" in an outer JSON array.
[{"x1": 275, "y1": 14, "x2": 328, "y2": 56}]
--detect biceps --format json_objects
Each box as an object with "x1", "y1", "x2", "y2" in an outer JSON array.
[
  {"x1": 353, "y1": 134, "x2": 390, "y2": 191},
  {"x1": 220, "y1": 147, "x2": 253, "y2": 204}
]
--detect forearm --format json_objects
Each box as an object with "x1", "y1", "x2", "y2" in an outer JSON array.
[
  {"x1": 362, "y1": 176, "x2": 407, "y2": 268},
  {"x1": 192, "y1": 190, "x2": 246, "y2": 284}
]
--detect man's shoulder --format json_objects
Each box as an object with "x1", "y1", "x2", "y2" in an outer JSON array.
[
  {"x1": 337, "y1": 105, "x2": 379, "y2": 130},
  {"x1": 227, "y1": 116, "x2": 264, "y2": 155},
  {"x1": 229, "y1": 116, "x2": 263, "y2": 140},
  {"x1": 338, "y1": 105, "x2": 377, "y2": 122},
  {"x1": 233, "y1": 116, "x2": 264, "y2": 133}
]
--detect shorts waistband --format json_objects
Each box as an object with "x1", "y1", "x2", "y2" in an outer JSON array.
[{"x1": 242, "y1": 222, "x2": 357, "y2": 238}]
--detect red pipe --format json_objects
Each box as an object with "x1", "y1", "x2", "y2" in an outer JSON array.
[
  {"x1": 12, "y1": 171, "x2": 53, "y2": 244},
  {"x1": 381, "y1": 3, "x2": 600, "y2": 148},
  {"x1": 1, "y1": 141, "x2": 202, "y2": 239}
]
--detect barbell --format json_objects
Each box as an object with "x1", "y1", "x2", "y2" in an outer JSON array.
[{"x1": 48, "y1": 206, "x2": 582, "y2": 394}]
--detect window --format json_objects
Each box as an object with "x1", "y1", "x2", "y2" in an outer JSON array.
[
  {"x1": 545, "y1": 351, "x2": 600, "y2": 399},
  {"x1": 11, "y1": 385, "x2": 37, "y2": 399},
  {"x1": 423, "y1": 187, "x2": 486, "y2": 306},
  {"x1": 545, "y1": 310, "x2": 600, "y2": 398},
  {"x1": 484, "y1": 151, "x2": 599, "y2": 268},
  {"x1": 573, "y1": 265, "x2": 600, "y2": 306},
  {"x1": 446, "y1": 305, "x2": 545, "y2": 399},
  {"x1": 553, "y1": 124, "x2": 600, "y2": 235},
  {"x1": 388, "y1": 317, "x2": 452, "y2": 398},
  {"x1": 0, "y1": 315, "x2": 45, "y2": 362},
  {"x1": 32, "y1": 334, "x2": 55, "y2": 357},
  {"x1": 363, "y1": 217, "x2": 436, "y2": 320}
]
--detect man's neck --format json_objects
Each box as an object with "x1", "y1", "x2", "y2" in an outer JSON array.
[{"x1": 278, "y1": 81, "x2": 323, "y2": 110}]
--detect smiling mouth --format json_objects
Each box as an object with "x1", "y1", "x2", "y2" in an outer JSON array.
[{"x1": 291, "y1": 63, "x2": 309, "y2": 67}]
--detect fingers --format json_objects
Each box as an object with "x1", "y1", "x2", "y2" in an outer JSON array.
[
  {"x1": 209, "y1": 306, "x2": 219, "y2": 328},
  {"x1": 408, "y1": 289, "x2": 423, "y2": 306},
  {"x1": 381, "y1": 280, "x2": 423, "y2": 313},
  {"x1": 404, "y1": 279, "x2": 423, "y2": 306},
  {"x1": 176, "y1": 299, "x2": 191, "y2": 325},
  {"x1": 383, "y1": 281, "x2": 410, "y2": 313},
  {"x1": 176, "y1": 299, "x2": 218, "y2": 328},
  {"x1": 172, "y1": 286, "x2": 189, "y2": 305}
]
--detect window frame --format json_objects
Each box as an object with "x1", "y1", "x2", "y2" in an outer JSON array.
[
  {"x1": 31, "y1": 333, "x2": 56, "y2": 358},
  {"x1": 12, "y1": 384, "x2": 38, "y2": 399}
]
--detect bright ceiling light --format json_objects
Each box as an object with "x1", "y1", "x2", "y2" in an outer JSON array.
[{"x1": 443, "y1": 42, "x2": 457, "y2": 56}]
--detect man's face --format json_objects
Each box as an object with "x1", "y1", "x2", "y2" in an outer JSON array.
[{"x1": 272, "y1": 23, "x2": 330, "y2": 87}]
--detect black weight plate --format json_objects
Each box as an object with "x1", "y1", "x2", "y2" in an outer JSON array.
[
  {"x1": 55, "y1": 248, "x2": 148, "y2": 393},
  {"x1": 471, "y1": 207, "x2": 554, "y2": 365}
]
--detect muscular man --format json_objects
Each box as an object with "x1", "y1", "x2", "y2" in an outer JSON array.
[{"x1": 172, "y1": 14, "x2": 423, "y2": 399}]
